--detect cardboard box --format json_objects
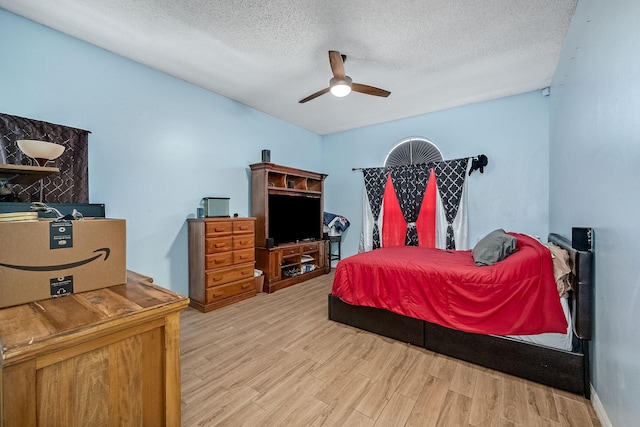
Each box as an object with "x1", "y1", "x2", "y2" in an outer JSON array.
[{"x1": 0, "y1": 218, "x2": 126, "y2": 308}]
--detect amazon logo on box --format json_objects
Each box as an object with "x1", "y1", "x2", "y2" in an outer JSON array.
[{"x1": 0, "y1": 218, "x2": 126, "y2": 308}]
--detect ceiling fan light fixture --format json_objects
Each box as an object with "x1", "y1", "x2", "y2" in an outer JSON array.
[
  {"x1": 299, "y1": 51, "x2": 390, "y2": 103},
  {"x1": 330, "y1": 76, "x2": 352, "y2": 97}
]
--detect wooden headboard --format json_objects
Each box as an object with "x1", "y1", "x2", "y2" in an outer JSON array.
[{"x1": 548, "y1": 233, "x2": 594, "y2": 341}]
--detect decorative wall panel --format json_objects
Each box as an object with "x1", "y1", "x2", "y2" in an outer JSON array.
[{"x1": 0, "y1": 113, "x2": 89, "y2": 203}]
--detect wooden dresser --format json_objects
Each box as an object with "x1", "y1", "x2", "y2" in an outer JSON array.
[
  {"x1": 187, "y1": 217, "x2": 256, "y2": 312},
  {"x1": 0, "y1": 271, "x2": 189, "y2": 426}
]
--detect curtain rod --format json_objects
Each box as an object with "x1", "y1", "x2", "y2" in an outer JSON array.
[{"x1": 352, "y1": 154, "x2": 486, "y2": 171}]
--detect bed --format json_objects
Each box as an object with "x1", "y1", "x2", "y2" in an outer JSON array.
[{"x1": 328, "y1": 232, "x2": 594, "y2": 398}]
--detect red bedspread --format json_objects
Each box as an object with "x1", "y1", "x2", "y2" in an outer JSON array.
[{"x1": 332, "y1": 233, "x2": 567, "y2": 335}]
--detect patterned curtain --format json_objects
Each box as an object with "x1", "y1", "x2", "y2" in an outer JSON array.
[
  {"x1": 362, "y1": 168, "x2": 388, "y2": 249},
  {"x1": 434, "y1": 158, "x2": 469, "y2": 249},
  {"x1": 389, "y1": 164, "x2": 430, "y2": 246},
  {"x1": 359, "y1": 157, "x2": 471, "y2": 251},
  {"x1": 0, "y1": 113, "x2": 89, "y2": 203}
]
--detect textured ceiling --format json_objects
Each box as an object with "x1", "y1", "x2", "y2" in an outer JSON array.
[{"x1": 1, "y1": 0, "x2": 577, "y2": 135}]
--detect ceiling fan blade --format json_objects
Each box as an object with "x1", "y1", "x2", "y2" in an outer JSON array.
[
  {"x1": 299, "y1": 87, "x2": 330, "y2": 103},
  {"x1": 329, "y1": 51, "x2": 345, "y2": 79},
  {"x1": 352, "y1": 83, "x2": 391, "y2": 98}
]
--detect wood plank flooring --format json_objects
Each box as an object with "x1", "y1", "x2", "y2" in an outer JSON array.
[{"x1": 180, "y1": 272, "x2": 600, "y2": 426}]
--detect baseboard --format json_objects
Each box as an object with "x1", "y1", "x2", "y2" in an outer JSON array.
[{"x1": 590, "y1": 385, "x2": 613, "y2": 427}]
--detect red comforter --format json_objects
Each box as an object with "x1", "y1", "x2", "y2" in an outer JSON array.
[{"x1": 332, "y1": 233, "x2": 567, "y2": 335}]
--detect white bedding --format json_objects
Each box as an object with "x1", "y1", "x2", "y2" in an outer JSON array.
[{"x1": 507, "y1": 297, "x2": 573, "y2": 351}]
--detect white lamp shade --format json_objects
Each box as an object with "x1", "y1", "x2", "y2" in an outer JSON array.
[
  {"x1": 330, "y1": 76, "x2": 353, "y2": 97},
  {"x1": 17, "y1": 140, "x2": 65, "y2": 166},
  {"x1": 330, "y1": 84, "x2": 351, "y2": 97}
]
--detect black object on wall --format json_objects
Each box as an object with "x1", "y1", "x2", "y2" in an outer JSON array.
[{"x1": 468, "y1": 154, "x2": 488, "y2": 175}]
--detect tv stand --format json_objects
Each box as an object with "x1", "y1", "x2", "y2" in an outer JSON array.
[
  {"x1": 256, "y1": 240, "x2": 328, "y2": 293},
  {"x1": 250, "y1": 162, "x2": 330, "y2": 292}
]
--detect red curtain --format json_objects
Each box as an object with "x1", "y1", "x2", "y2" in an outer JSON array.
[
  {"x1": 381, "y1": 174, "x2": 405, "y2": 247},
  {"x1": 417, "y1": 169, "x2": 437, "y2": 247},
  {"x1": 382, "y1": 170, "x2": 438, "y2": 247}
]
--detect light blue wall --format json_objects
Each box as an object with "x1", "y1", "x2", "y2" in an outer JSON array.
[
  {"x1": 323, "y1": 91, "x2": 551, "y2": 259},
  {"x1": 550, "y1": 1, "x2": 640, "y2": 426},
  {"x1": 0, "y1": 9, "x2": 322, "y2": 296}
]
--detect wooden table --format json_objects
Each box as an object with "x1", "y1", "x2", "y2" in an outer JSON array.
[{"x1": 0, "y1": 271, "x2": 189, "y2": 426}]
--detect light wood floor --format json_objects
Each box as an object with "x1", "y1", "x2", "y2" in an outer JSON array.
[{"x1": 180, "y1": 272, "x2": 600, "y2": 426}]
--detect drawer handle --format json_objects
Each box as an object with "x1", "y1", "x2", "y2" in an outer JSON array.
[
  {"x1": 212, "y1": 291, "x2": 224, "y2": 298},
  {"x1": 241, "y1": 271, "x2": 250, "y2": 276},
  {"x1": 212, "y1": 276, "x2": 223, "y2": 282},
  {"x1": 241, "y1": 283, "x2": 251, "y2": 289},
  {"x1": 239, "y1": 255, "x2": 248, "y2": 260},
  {"x1": 215, "y1": 259, "x2": 225, "y2": 264},
  {"x1": 215, "y1": 243, "x2": 227, "y2": 248},
  {"x1": 214, "y1": 227, "x2": 226, "y2": 232}
]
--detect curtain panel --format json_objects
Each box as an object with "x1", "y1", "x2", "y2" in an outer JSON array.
[
  {"x1": 360, "y1": 158, "x2": 469, "y2": 252},
  {"x1": 0, "y1": 113, "x2": 89, "y2": 203}
]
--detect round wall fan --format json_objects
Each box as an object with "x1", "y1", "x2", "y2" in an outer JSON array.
[
  {"x1": 299, "y1": 51, "x2": 391, "y2": 103},
  {"x1": 384, "y1": 137, "x2": 443, "y2": 167}
]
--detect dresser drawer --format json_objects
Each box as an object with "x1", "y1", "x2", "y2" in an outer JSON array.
[
  {"x1": 205, "y1": 221, "x2": 233, "y2": 237},
  {"x1": 205, "y1": 278, "x2": 255, "y2": 303},
  {"x1": 301, "y1": 243, "x2": 318, "y2": 253},
  {"x1": 233, "y1": 248, "x2": 254, "y2": 264},
  {"x1": 205, "y1": 252, "x2": 234, "y2": 269},
  {"x1": 205, "y1": 263, "x2": 254, "y2": 287},
  {"x1": 233, "y1": 220, "x2": 254, "y2": 234},
  {"x1": 205, "y1": 236, "x2": 233, "y2": 254},
  {"x1": 281, "y1": 247, "x2": 300, "y2": 257},
  {"x1": 233, "y1": 234, "x2": 255, "y2": 250}
]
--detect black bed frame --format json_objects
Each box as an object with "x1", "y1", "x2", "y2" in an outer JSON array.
[{"x1": 328, "y1": 233, "x2": 594, "y2": 398}]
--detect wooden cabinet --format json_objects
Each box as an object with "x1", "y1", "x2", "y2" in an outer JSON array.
[
  {"x1": 0, "y1": 271, "x2": 189, "y2": 427},
  {"x1": 250, "y1": 162, "x2": 330, "y2": 293},
  {"x1": 188, "y1": 217, "x2": 256, "y2": 312}
]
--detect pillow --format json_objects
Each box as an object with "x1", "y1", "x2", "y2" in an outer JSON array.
[{"x1": 472, "y1": 229, "x2": 518, "y2": 266}]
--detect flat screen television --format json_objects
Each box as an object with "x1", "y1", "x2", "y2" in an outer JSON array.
[{"x1": 268, "y1": 194, "x2": 321, "y2": 246}]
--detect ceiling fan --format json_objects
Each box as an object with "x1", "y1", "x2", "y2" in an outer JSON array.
[{"x1": 299, "y1": 51, "x2": 391, "y2": 103}]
